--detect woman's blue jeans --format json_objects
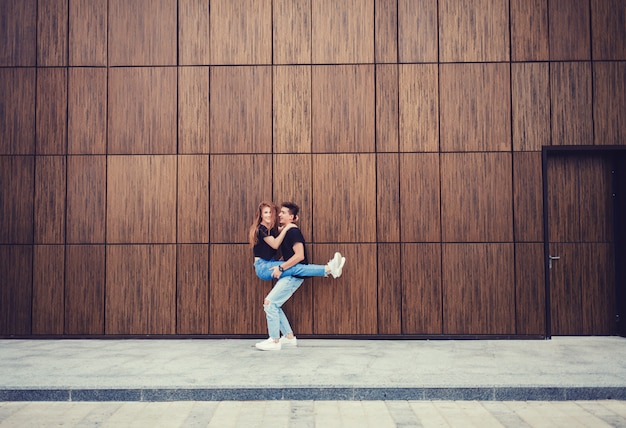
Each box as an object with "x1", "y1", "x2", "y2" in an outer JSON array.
[
  {"x1": 254, "y1": 258, "x2": 326, "y2": 281},
  {"x1": 264, "y1": 276, "x2": 304, "y2": 339}
]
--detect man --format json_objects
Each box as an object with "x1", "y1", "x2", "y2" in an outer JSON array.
[{"x1": 255, "y1": 202, "x2": 345, "y2": 351}]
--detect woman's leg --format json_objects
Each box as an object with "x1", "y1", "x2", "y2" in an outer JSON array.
[{"x1": 255, "y1": 258, "x2": 327, "y2": 280}]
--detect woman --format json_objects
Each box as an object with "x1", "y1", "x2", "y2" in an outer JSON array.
[{"x1": 248, "y1": 201, "x2": 344, "y2": 281}]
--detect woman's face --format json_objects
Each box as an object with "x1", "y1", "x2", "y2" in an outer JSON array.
[{"x1": 261, "y1": 206, "x2": 274, "y2": 226}]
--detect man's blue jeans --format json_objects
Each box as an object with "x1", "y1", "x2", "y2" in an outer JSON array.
[
  {"x1": 263, "y1": 275, "x2": 304, "y2": 339},
  {"x1": 254, "y1": 258, "x2": 326, "y2": 281}
]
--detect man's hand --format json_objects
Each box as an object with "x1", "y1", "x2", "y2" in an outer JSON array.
[
  {"x1": 278, "y1": 223, "x2": 297, "y2": 232},
  {"x1": 270, "y1": 266, "x2": 282, "y2": 279}
]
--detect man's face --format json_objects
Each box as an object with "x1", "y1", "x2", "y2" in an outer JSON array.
[{"x1": 278, "y1": 207, "x2": 294, "y2": 225}]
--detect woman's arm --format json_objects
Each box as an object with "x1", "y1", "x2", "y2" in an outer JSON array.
[{"x1": 262, "y1": 223, "x2": 296, "y2": 250}]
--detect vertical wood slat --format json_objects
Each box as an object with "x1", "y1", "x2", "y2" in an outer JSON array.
[
  {"x1": 512, "y1": 63, "x2": 550, "y2": 151},
  {"x1": 67, "y1": 156, "x2": 106, "y2": 244},
  {"x1": 378, "y1": 243, "x2": 401, "y2": 334},
  {"x1": 375, "y1": 64, "x2": 398, "y2": 153},
  {"x1": 398, "y1": 0, "x2": 437, "y2": 63},
  {"x1": 38, "y1": 0, "x2": 68, "y2": 66},
  {"x1": 273, "y1": 0, "x2": 311, "y2": 64},
  {"x1": 34, "y1": 156, "x2": 66, "y2": 244},
  {"x1": 32, "y1": 245, "x2": 64, "y2": 334},
  {"x1": 377, "y1": 154, "x2": 400, "y2": 243},
  {"x1": 177, "y1": 244, "x2": 209, "y2": 334},
  {"x1": 591, "y1": 0, "x2": 626, "y2": 60},
  {"x1": 273, "y1": 155, "x2": 313, "y2": 241},
  {"x1": 581, "y1": 243, "x2": 615, "y2": 334},
  {"x1": 400, "y1": 153, "x2": 440, "y2": 242},
  {"x1": 593, "y1": 62, "x2": 626, "y2": 146},
  {"x1": 273, "y1": 66, "x2": 312, "y2": 153},
  {"x1": 178, "y1": 67, "x2": 209, "y2": 154},
  {"x1": 0, "y1": 68, "x2": 36, "y2": 155},
  {"x1": 515, "y1": 243, "x2": 546, "y2": 335},
  {"x1": 36, "y1": 67, "x2": 67, "y2": 155},
  {"x1": 549, "y1": 0, "x2": 591, "y2": 60},
  {"x1": 510, "y1": 0, "x2": 549, "y2": 61},
  {"x1": 547, "y1": 156, "x2": 580, "y2": 243},
  {"x1": 0, "y1": 246, "x2": 33, "y2": 335},
  {"x1": 69, "y1": 0, "x2": 107, "y2": 66},
  {"x1": 400, "y1": 64, "x2": 438, "y2": 152},
  {"x1": 0, "y1": 157, "x2": 34, "y2": 244},
  {"x1": 106, "y1": 245, "x2": 176, "y2": 335},
  {"x1": 178, "y1": 0, "x2": 210, "y2": 65},
  {"x1": 549, "y1": 243, "x2": 581, "y2": 334},
  {"x1": 578, "y1": 156, "x2": 614, "y2": 242},
  {"x1": 0, "y1": 0, "x2": 37, "y2": 66},
  {"x1": 375, "y1": 0, "x2": 398, "y2": 63},
  {"x1": 178, "y1": 155, "x2": 209, "y2": 243},
  {"x1": 68, "y1": 67, "x2": 107, "y2": 154},
  {"x1": 65, "y1": 245, "x2": 105, "y2": 334},
  {"x1": 513, "y1": 152, "x2": 543, "y2": 242}
]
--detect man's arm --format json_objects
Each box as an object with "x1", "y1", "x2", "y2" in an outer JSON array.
[{"x1": 270, "y1": 243, "x2": 305, "y2": 278}]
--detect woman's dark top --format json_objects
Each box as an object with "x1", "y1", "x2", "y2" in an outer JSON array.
[{"x1": 253, "y1": 224, "x2": 277, "y2": 260}]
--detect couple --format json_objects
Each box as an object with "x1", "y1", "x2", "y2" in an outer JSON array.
[{"x1": 249, "y1": 201, "x2": 346, "y2": 351}]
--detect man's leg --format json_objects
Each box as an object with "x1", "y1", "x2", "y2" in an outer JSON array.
[{"x1": 257, "y1": 276, "x2": 304, "y2": 350}]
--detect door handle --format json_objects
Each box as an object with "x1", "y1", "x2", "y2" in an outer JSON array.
[{"x1": 549, "y1": 255, "x2": 560, "y2": 269}]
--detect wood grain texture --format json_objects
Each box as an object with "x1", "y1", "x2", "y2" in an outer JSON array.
[
  {"x1": 178, "y1": 155, "x2": 209, "y2": 243},
  {"x1": 440, "y1": 63, "x2": 511, "y2": 152},
  {"x1": 512, "y1": 63, "x2": 550, "y2": 151},
  {"x1": 549, "y1": 0, "x2": 590, "y2": 60},
  {"x1": 398, "y1": 0, "x2": 437, "y2": 63},
  {"x1": 0, "y1": 68, "x2": 36, "y2": 154},
  {"x1": 375, "y1": 0, "x2": 398, "y2": 63},
  {"x1": 439, "y1": 0, "x2": 510, "y2": 62},
  {"x1": 32, "y1": 245, "x2": 64, "y2": 334},
  {"x1": 312, "y1": 65, "x2": 375, "y2": 153},
  {"x1": 65, "y1": 245, "x2": 105, "y2": 334},
  {"x1": 377, "y1": 154, "x2": 400, "y2": 243},
  {"x1": 592, "y1": 0, "x2": 626, "y2": 60},
  {"x1": 36, "y1": 67, "x2": 67, "y2": 155},
  {"x1": 178, "y1": 67, "x2": 209, "y2": 154},
  {"x1": 377, "y1": 243, "x2": 401, "y2": 334},
  {"x1": 209, "y1": 66, "x2": 272, "y2": 154},
  {"x1": 548, "y1": 243, "x2": 582, "y2": 334},
  {"x1": 0, "y1": 157, "x2": 34, "y2": 244},
  {"x1": 273, "y1": 0, "x2": 311, "y2": 64},
  {"x1": 69, "y1": 0, "x2": 107, "y2": 66},
  {"x1": 68, "y1": 67, "x2": 106, "y2": 154},
  {"x1": 441, "y1": 153, "x2": 513, "y2": 243},
  {"x1": 108, "y1": 0, "x2": 176, "y2": 66},
  {"x1": 107, "y1": 156, "x2": 177, "y2": 244},
  {"x1": 593, "y1": 61, "x2": 626, "y2": 146},
  {"x1": 442, "y1": 244, "x2": 515, "y2": 335},
  {"x1": 209, "y1": 0, "x2": 271, "y2": 64},
  {"x1": 106, "y1": 245, "x2": 176, "y2": 335},
  {"x1": 402, "y1": 243, "x2": 442, "y2": 334},
  {"x1": 400, "y1": 153, "x2": 441, "y2": 242},
  {"x1": 178, "y1": 0, "x2": 209, "y2": 65},
  {"x1": 37, "y1": 0, "x2": 68, "y2": 66},
  {"x1": 34, "y1": 156, "x2": 66, "y2": 244},
  {"x1": 580, "y1": 243, "x2": 615, "y2": 334},
  {"x1": 578, "y1": 156, "x2": 614, "y2": 242},
  {"x1": 177, "y1": 244, "x2": 209, "y2": 334},
  {"x1": 510, "y1": 0, "x2": 549, "y2": 61},
  {"x1": 0, "y1": 246, "x2": 33, "y2": 335},
  {"x1": 547, "y1": 156, "x2": 580, "y2": 243},
  {"x1": 375, "y1": 64, "x2": 399, "y2": 153},
  {"x1": 312, "y1": 154, "x2": 376, "y2": 243},
  {"x1": 273, "y1": 66, "x2": 312, "y2": 153},
  {"x1": 514, "y1": 243, "x2": 546, "y2": 335},
  {"x1": 273, "y1": 155, "x2": 313, "y2": 241},
  {"x1": 0, "y1": 0, "x2": 36, "y2": 66},
  {"x1": 513, "y1": 152, "x2": 543, "y2": 242},
  {"x1": 312, "y1": 0, "x2": 374, "y2": 64},
  {"x1": 108, "y1": 67, "x2": 177, "y2": 154},
  {"x1": 400, "y1": 64, "x2": 438, "y2": 152},
  {"x1": 67, "y1": 156, "x2": 106, "y2": 244}
]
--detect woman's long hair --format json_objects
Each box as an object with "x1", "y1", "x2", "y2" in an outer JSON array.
[{"x1": 248, "y1": 201, "x2": 276, "y2": 248}]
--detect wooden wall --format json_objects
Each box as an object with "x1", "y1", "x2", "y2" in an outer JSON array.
[{"x1": 1, "y1": 0, "x2": 625, "y2": 337}]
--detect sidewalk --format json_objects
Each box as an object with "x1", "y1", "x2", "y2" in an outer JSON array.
[{"x1": 1, "y1": 337, "x2": 626, "y2": 402}]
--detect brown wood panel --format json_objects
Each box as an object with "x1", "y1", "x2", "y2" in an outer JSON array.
[
  {"x1": 178, "y1": 155, "x2": 209, "y2": 243},
  {"x1": 578, "y1": 156, "x2": 614, "y2": 242},
  {"x1": 439, "y1": 0, "x2": 510, "y2": 62},
  {"x1": 398, "y1": 0, "x2": 437, "y2": 63},
  {"x1": 312, "y1": 0, "x2": 374, "y2": 64},
  {"x1": 375, "y1": 0, "x2": 397, "y2": 63},
  {"x1": 513, "y1": 152, "x2": 543, "y2": 242},
  {"x1": 0, "y1": 157, "x2": 34, "y2": 244},
  {"x1": 68, "y1": 67, "x2": 106, "y2": 154},
  {"x1": 106, "y1": 245, "x2": 176, "y2": 335},
  {"x1": 312, "y1": 154, "x2": 376, "y2": 243},
  {"x1": 34, "y1": 156, "x2": 66, "y2": 244},
  {"x1": 441, "y1": 153, "x2": 513, "y2": 243},
  {"x1": 67, "y1": 156, "x2": 106, "y2": 244},
  {"x1": 312, "y1": 65, "x2": 375, "y2": 153},
  {"x1": 512, "y1": 63, "x2": 550, "y2": 151},
  {"x1": 36, "y1": 67, "x2": 67, "y2": 155},
  {"x1": 209, "y1": 244, "x2": 269, "y2": 335},
  {"x1": 375, "y1": 64, "x2": 398, "y2": 153},
  {"x1": 65, "y1": 245, "x2": 105, "y2": 334},
  {"x1": 273, "y1": 0, "x2": 311, "y2": 64},
  {"x1": 107, "y1": 156, "x2": 177, "y2": 244},
  {"x1": 550, "y1": 62, "x2": 593, "y2": 146},
  {"x1": 0, "y1": 0, "x2": 36, "y2": 66},
  {"x1": 549, "y1": 0, "x2": 590, "y2": 60},
  {"x1": 515, "y1": 243, "x2": 546, "y2": 335},
  {"x1": 177, "y1": 244, "x2": 209, "y2": 334},
  {"x1": 209, "y1": 155, "x2": 272, "y2": 243},
  {"x1": 209, "y1": 0, "x2": 271, "y2": 64},
  {"x1": 549, "y1": 243, "x2": 582, "y2": 334},
  {"x1": 108, "y1": 0, "x2": 176, "y2": 66},
  {"x1": 592, "y1": 0, "x2": 626, "y2": 60},
  {"x1": 402, "y1": 243, "x2": 442, "y2": 334},
  {"x1": 69, "y1": 0, "x2": 107, "y2": 66},
  {"x1": 178, "y1": 67, "x2": 209, "y2": 154},
  {"x1": 440, "y1": 63, "x2": 511, "y2": 152},
  {"x1": 0, "y1": 68, "x2": 36, "y2": 154},
  {"x1": 273, "y1": 155, "x2": 313, "y2": 241},
  {"x1": 273, "y1": 66, "x2": 312, "y2": 153},
  {"x1": 32, "y1": 245, "x2": 64, "y2": 334},
  {"x1": 377, "y1": 243, "x2": 401, "y2": 334},
  {"x1": 0, "y1": 245, "x2": 33, "y2": 334},
  {"x1": 210, "y1": 66, "x2": 272, "y2": 154},
  {"x1": 179, "y1": 0, "x2": 210, "y2": 65},
  {"x1": 547, "y1": 156, "x2": 580, "y2": 243},
  {"x1": 580, "y1": 243, "x2": 615, "y2": 334},
  {"x1": 312, "y1": 244, "x2": 377, "y2": 334},
  {"x1": 510, "y1": 0, "x2": 549, "y2": 61},
  {"x1": 593, "y1": 61, "x2": 626, "y2": 146},
  {"x1": 377, "y1": 154, "x2": 400, "y2": 243},
  {"x1": 399, "y1": 64, "x2": 438, "y2": 152},
  {"x1": 400, "y1": 153, "x2": 441, "y2": 242},
  {"x1": 108, "y1": 67, "x2": 176, "y2": 154},
  {"x1": 442, "y1": 244, "x2": 515, "y2": 335},
  {"x1": 38, "y1": 0, "x2": 68, "y2": 66}
]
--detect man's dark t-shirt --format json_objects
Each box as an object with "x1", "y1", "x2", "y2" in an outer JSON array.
[{"x1": 280, "y1": 227, "x2": 309, "y2": 265}]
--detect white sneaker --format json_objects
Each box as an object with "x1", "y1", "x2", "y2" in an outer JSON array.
[
  {"x1": 279, "y1": 336, "x2": 298, "y2": 348},
  {"x1": 328, "y1": 252, "x2": 346, "y2": 278},
  {"x1": 255, "y1": 338, "x2": 281, "y2": 351}
]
